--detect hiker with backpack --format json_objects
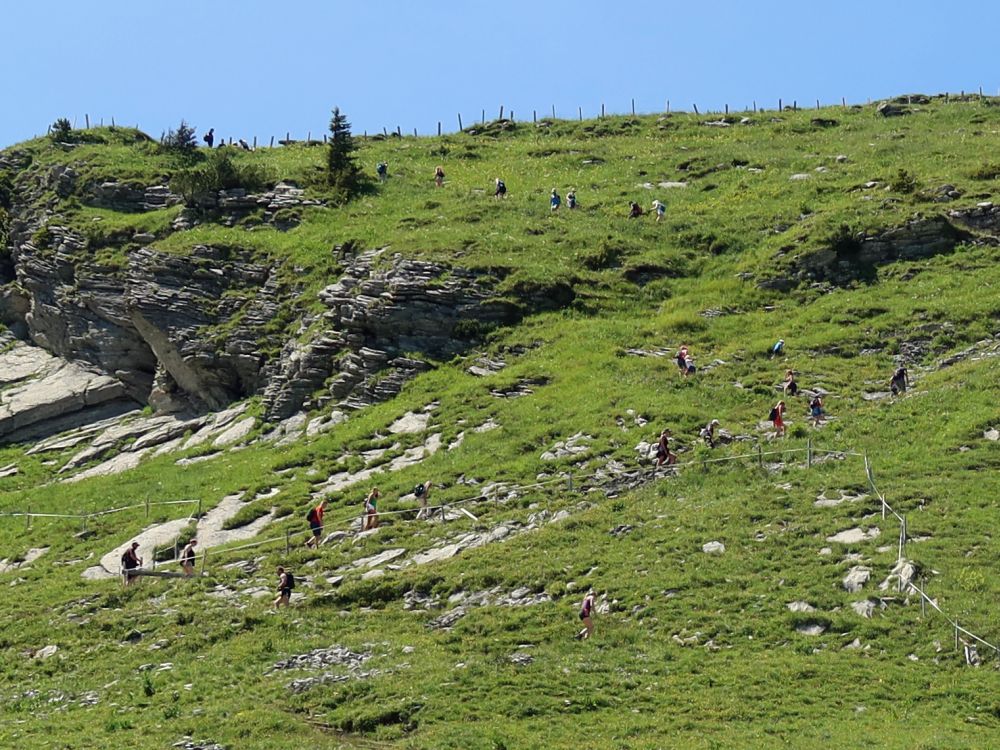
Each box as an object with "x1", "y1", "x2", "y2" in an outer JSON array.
[
  {"x1": 273, "y1": 566, "x2": 294, "y2": 609},
  {"x1": 434, "y1": 165, "x2": 445, "y2": 187},
  {"x1": 361, "y1": 488, "x2": 381, "y2": 531},
  {"x1": 203, "y1": 128, "x2": 214, "y2": 148},
  {"x1": 576, "y1": 590, "x2": 596, "y2": 640},
  {"x1": 567, "y1": 189, "x2": 577, "y2": 209},
  {"x1": 683, "y1": 354, "x2": 697, "y2": 377},
  {"x1": 783, "y1": 369, "x2": 798, "y2": 397},
  {"x1": 180, "y1": 538, "x2": 197, "y2": 577},
  {"x1": 377, "y1": 161, "x2": 389, "y2": 183},
  {"x1": 550, "y1": 188, "x2": 561, "y2": 211},
  {"x1": 121, "y1": 542, "x2": 142, "y2": 587},
  {"x1": 304, "y1": 500, "x2": 328, "y2": 548},
  {"x1": 675, "y1": 345, "x2": 689, "y2": 375},
  {"x1": 770, "y1": 400, "x2": 787, "y2": 437},
  {"x1": 656, "y1": 429, "x2": 677, "y2": 467},
  {"x1": 809, "y1": 395, "x2": 825, "y2": 426},
  {"x1": 628, "y1": 201, "x2": 643, "y2": 218},
  {"x1": 889, "y1": 366, "x2": 908, "y2": 396},
  {"x1": 700, "y1": 419, "x2": 721, "y2": 448},
  {"x1": 414, "y1": 481, "x2": 433, "y2": 520},
  {"x1": 770, "y1": 339, "x2": 785, "y2": 358},
  {"x1": 651, "y1": 199, "x2": 666, "y2": 222},
  {"x1": 494, "y1": 178, "x2": 507, "y2": 198}
]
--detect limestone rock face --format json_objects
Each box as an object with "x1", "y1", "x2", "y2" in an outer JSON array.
[{"x1": 261, "y1": 249, "x2": 535, "y2": 420}]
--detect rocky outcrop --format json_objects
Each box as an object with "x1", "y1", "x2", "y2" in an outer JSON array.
[
  {"x1": 6, "y1": 230, "x2": 284, "y2": 411},
  {"x1": 261, "y1": 249, "x2": 525, "y2": 420},
  {"x1": 763, "y1": 214, "x2": 975, "y2": 288},
  {"x1": 0, "y1": 339, "x2": 136, "y2": 441}
]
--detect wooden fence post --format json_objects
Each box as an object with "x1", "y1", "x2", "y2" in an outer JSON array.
[
  {"x1": 778, "y1": 98, "x2": 782, "y2": 112},
  {"x1": 552, "y1": 104, "x2": 556, "y2": 118},
  {"x1": 286, "y1": 131, "x2": 290, "y2": 142},
  {"x1": 499, "y1": 105, "x2": 504, "y2": 120},
  {"x1": 807, "y1": 439, "x2": 813, "y2": 468},
  {"x1": 437, "y1": 121, "x2": 442, "y2": 136},
  {"x1": 458, "y1": 113, "x2": 463, "y2": 130},
  {"x1": 601, "y1": 103, "x2": 605, "y2": 118},
  {"x1": 111, "y1": 116, "x2": 115, "y2": 127},
  {"x1": 693, "y1": 104, "x2": 699, "y2": 115},
  {"x1": 567, "y1": 473, "x2": 574, "y2": 493},
  {"x1": 201, "y1": 549, "x2": 208, "y2": 575},
  {"x1": 396, "y1": 125, "x2": 401, "y2": 136},
  {"x1": 631, "y1": 98, "x2": 635, "y2": 115},
  {"x1": 25, "y1": 507, "x2": 30, "y2": 531},
  {"x1": 725, "y1": 103, "x2": 729, "y2": 115},
  {"x1": 757, "y1": 442, "x2": 763, "y2": 468},
  {"x1": 413, "y1": 127, "x2": 418, "y2": 137},
  {"x1": 920, "y1": 578, "x2": 926, "y2": 616},
  {"x1": 481, "y1": 109, "x2": 485, "y2": 124},
  {"x1": 532, "y1": 110, "x2": 536, "y2": 123},
  {"x1": 285, "y1": 529, "x2": 291, "y2": 555},
  {"x1": 85, "y1": 114, "x2": 90, "y2": 128},
  {"x1": 842, "y1": 97, "x2": 846, "y2": 108},
  {"x1": 253, "y1": 136, "x2": 257, "y2": 149},
  {"x1": 145, "y1": 497, "x2": 150, "y2": 519},
  {"x1": 578, "y1": 106, "x2": 582, "y2": 121},
  {"x1": 270, "y1": 135, "x2": 274, "y2": 147},
  {"x1": 666, "y1": 100, "x2": 670, "y2": 113}
]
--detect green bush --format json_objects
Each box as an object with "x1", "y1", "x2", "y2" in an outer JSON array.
[
  {"x1": 50, "y1": 118, "x2": 73, "y2": 141},
  {"x1": 171, "y1": 151, "x2": 270, "y2": 204},
  {"x1": 160, "y1": 119, "x2": 197, "y2": 152}
]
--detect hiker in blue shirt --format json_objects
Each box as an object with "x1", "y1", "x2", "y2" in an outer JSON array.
[
  {"x1": 771, "y1": 339, "x2": 785, "y2": 358},
  {"x1": 550, "y1": 188, "x2": 561, "y2": 211},
  {"x1": 567, "y1": 189, "x2": 577, "y2": 209},
  {"x1": 376, "y1": 161, "x2": 388, "y2": 183}
]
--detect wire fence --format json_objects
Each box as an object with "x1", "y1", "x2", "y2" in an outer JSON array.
[
  {"x1": 42, "y1": 88, "x2": 1000, "y2": 150},
  {"x1": 0, "y1": 438, "x2": 993, "y2": 661}
]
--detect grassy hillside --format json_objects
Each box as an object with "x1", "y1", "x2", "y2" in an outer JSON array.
[{"x1": 1, "y1": 98, "x2": 1000, "y2": 749}]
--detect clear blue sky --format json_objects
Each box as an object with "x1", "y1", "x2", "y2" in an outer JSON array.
[{"x1": 3, "y1": 0, "x2": 998, "y2": 148}]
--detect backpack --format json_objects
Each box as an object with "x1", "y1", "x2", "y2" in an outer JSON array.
[
  {"x1": 413, "y1": 483, "x2": 426, "y2": 497},
  {"x1": 284, "y1": 572, "x2": 295, "y2": 590},
  {"x1": 305, "y1": 507, "x2": 319, "y2": 524},
  {"x1": 768, "y1": 407, "x2": 779, "y2": 421}
]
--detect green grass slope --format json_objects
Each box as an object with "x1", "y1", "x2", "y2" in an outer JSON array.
[{"x1": 1, "y1": 98, "x2": 999, "y2": 749}]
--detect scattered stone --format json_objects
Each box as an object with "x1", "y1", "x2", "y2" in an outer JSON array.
[
  {"x1": 609, "y1": 525, "x2": 634, "y2": 537},
  {"x1": 509, "y1": 652, "x2": 534, "y2": 666},
  {"x1": 843, "y1": 566, "x2": 872, "y2": 593},
  {"x1": 34, "y1": 644, "x2": 59, "y2": 660},
  {"x1": 540, "y1": 432, "x2": 593, "y2": 461},
  {"x1": 852, "y1": 600, "x2": 877, "y2": 618},
  {"x1": 984, "y1": 428, "x2": 999, "y2": 441},
  {"x1": 879, "y1": 559, "x2": 918, "y2": 592},
  {"x1": 786, "y1": 601, "x2": 815, "y2": 613},
  {"x1": 388, "y1": 411, "x2": 431, "y2": 434},
  {"x1": 271, "y1": 645, "x2": 370, "y2": 672},
  {"x1": 795, "y1": 622, "x2": 827, "y2": 636},
  {"x1": 789, "y1": 173, "x2": 811, "y2": 181},
  {"x1": 827, "y1": 527, "x2": 880, "y2": 544},
  {"x1": 702, "y1": 541, "x2": 726, "y2": 555},
  {"x1": 428, "y1": 607, "x2": 467, "y2": 629}
]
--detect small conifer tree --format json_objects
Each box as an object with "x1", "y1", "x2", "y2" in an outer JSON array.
[{"x1": 327, "y1": 107, "x2": 361, "y2": 201}]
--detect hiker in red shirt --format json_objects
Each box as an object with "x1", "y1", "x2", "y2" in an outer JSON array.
[{"x1": 304, "y1": 500, "x2": 328, "y2": 548}]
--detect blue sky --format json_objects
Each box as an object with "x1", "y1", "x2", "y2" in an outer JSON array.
[{"x1": 3, "y1": 0, "x2": 998, "y2": 148}]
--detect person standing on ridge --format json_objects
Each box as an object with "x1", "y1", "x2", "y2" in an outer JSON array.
[
  {"x1": 550, "y1": 188, "x2": 561, "y2": 211},
  {"x1": 567, "y1": 189, "x2": 577, "y2": 209},
  {"x1": 203, "y1": 128, "x2": 214, "y2": 148},
  {"x1": 700, "y1": 419, "x2": 721, "y2": 448},
  {"x1": 434, "y1": 165, "x2": 445, "y2": 187},
  {"x1": 494, "y1": 178, "x2": 507, "y2": 198},
  {"x1": 771, "y1": 339, "x2": 785, "y2": 358},
  {"x1": 628, "y1": 201, "x2": 643, "y2": 218},
  {"x1": 809, "y1": 394, "x2": 825, "y2": 426},
  {"x1": 376, "y1": 161, "x2": 388, "y2": 183},
  {"x1": 304, "y1": 499, "x2": 328, "y2": 548}
]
